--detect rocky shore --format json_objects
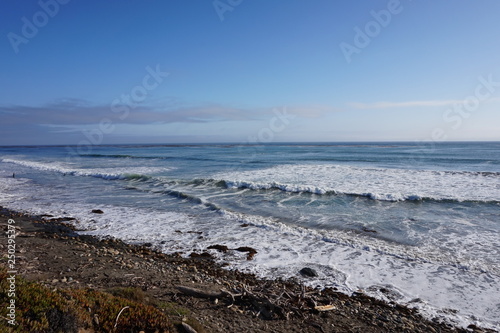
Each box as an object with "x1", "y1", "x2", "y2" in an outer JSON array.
[{"x1": 0, "y1": 207, "x2": 493, "y2": 332}]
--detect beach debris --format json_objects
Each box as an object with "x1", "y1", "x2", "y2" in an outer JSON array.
[
  {"x1": 314, "y1": 304, "x2": 336, "y2": 312},
  {"x1": 299, "y1": 267, "x2": 318, "y2": 277},
  {"x1": 93, "y1": 314, "x2": 100, "y2": 327},
  {"x1": 240, "y1": 223, "x2": 250, "y2": 227},
  {"x1": 181, "y1": 322, "x2": 198, "y2": 333},
  {"x1": 177, "y1": 284, "x2": 285, "y2": 320},
  {"x1": 17, "y1": 232, "x2": 35, "y2": 238},
  {"x1": 114, "y1": 306, "x2": 130, "y2": 329},
  {"x1": 176, "y1": 285, "x2": 224, "y2": 299},
  {"x1": 207, "y1": 244, "x2": 229, "y2": 252},
  {"x1": 47, "y1": 217, "x2": 76, "y2": 223},
  {"x1": 91, "y1": 209, "x2": 104, "y2": 214}
]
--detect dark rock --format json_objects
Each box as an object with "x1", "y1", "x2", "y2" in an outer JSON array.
[
  {"x1": 208, "y1": 244, "x2": 229, "y2": 253},
  {"x1": 189, "y1": 252, "x2": 213, "y2": 259},
  {"x1": 48, "y1": 217, "x2": 76, "y2": 222},
  {"x1": 240, "y1": 223, "x2": 250, "y2": 227},
  {"x1": 143, "y1": 243, "x2": 153, "y2": 247},
  {"x1": 91, "y1": 209, "x2": 104, "y2": 214},
  {"x1": 234, "y1": 246, "x2": 257, "y2": 254},
  {"x1": 361, "y1": 226, "x2": 377, "y2": 233},
  {"x1": 377, "y1": 314, "x2": 389, "y2": 322},
  {"x1": 467, "y1": 324, "x2": 482, "y2": 331},
  {"x1": 299, "y1": 267, "x2": 318, "y2": 277},
  {"x1": 234, "y1": 246, "x2": 257, "y2": 260}
]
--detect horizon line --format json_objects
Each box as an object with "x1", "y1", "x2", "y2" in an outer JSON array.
[{"x1": 1, "y1": 140, "x2": 499, "y2": 148}]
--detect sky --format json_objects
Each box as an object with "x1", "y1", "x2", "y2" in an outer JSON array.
[{"x1": 1, "y1": 0, "x2": 500, "y2": 145}]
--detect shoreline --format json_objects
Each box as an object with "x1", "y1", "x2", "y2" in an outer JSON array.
[{"x1": 0, "y1": 207, "x2": 493, "y2": 332}]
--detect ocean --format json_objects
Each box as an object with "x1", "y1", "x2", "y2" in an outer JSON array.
[{"x1": 0, "y1": 142, "x2": 499, "y2": 330}]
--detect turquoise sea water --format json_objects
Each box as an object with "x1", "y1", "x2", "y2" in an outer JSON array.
[{"x1": 1, "y1": 142, "x2": 499, "y2": 329}]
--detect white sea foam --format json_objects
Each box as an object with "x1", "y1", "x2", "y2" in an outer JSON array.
[
  {"x1": 1, "y1": 158, "x2": 499, "y2": 331},
  {"x1": 1, "y1": 158, "x2": 168, "y2": 180},
  {"x1": 0, "y1": 175, "x2": 498, "y2": 331},
  {"x1": 216, "y1": 164, "x2": 500, "y2": 202}
]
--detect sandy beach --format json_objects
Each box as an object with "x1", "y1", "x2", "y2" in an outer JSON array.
[{"x1": 1, "y1": 206, "x2": 492, "y2": 333}]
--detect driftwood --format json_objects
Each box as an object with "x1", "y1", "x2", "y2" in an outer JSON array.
[
  {"x1": 176, "y1": 281, "x2": 332, "y2": 321},
  {"x1": 176, "y1": 285, "x2": 224, "y2": 299},
  {"x1": 181, "y1": 322, "x2": 198, "y2": 333},
  {"x1": 314, "y1": 304, "x2": 336, "y2": 312},
  {"x1": 114, "y1": 306, "x2": 130, "y2": 329},
  {"x1": 176, "y1": 283, "x2": 286, "y2": 319}
]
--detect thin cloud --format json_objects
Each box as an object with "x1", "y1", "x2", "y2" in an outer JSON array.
[
  {"x1": 287, "y1": 105, "x2": 343, "y2": 117},
  {"x1": 348, "y1": 100, "x2": 461, "y2": 109},
  {"x1": 348, "y1": 97, "x2": 500, "y2": 109},
  {"x1": 0, "y1": 100, "x2": 341, "y2": 129},
  {"x1": 0, "y1": 100, "x2": 259, "y2": 126}
]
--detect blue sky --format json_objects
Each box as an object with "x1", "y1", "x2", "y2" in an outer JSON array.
[{"x1": 1, "y1": 0, "x2": 499, "y2": 145}]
